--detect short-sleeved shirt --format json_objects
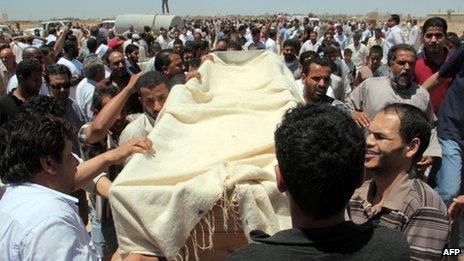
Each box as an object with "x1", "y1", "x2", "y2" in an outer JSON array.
[
  {"x1": 437, "y1": 46, "x2": 464, "y2": 145},
  {"x1": 0, "y1": 91, "x2": 24, "y2": 126},
  {"x1": 348, "y1": 173, "x2": 450, "y2": 260},
  {"x1": 414, "y1": 49, "x2": 452, "y2": 114},
  {"x1": 229, "y1": 221, "x2": 410, "y2": 261}
]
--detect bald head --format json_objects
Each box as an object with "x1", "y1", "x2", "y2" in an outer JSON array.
[
  {"x1": 22, "y1": 47, "x2": 42, "y2": 62},
  {"x1": 0, "y1": 48, "x2": 16, "y2": 70}
]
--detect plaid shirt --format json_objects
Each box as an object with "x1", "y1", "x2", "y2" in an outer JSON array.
[
  {"x1": 348, "y1": 173, "x2": 450, "y2": 261},
  {"x1": 78, "y1": 123, "x2": 121, "y2": 221}
]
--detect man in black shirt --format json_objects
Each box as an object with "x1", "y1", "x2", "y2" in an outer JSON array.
[
  {"x1": 0, "y1": 58, "x2": 42, "y2": 126},
  {"x1": 229, "y1": 104, "x2": 410, "y2": 261}
]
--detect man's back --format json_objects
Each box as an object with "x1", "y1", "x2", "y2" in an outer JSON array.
[{"x1": 229, "y1": 222, "x2": 409, "y2": 261}]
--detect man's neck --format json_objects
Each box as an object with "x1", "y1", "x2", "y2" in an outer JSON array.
[
  {"x1": 371, "y1": 169, "x2": 408, "y2": 206},
  {"x1": 426, "y1": 48, "x2": 446, "y2": 65},
  {"x1": 13, "y1": 87, "x2": 34, "y2": 101},
  {"x1": 285, "y1": 56, "x2": 296, "y2": 63},
  {"x1": 290, "y1": 201, "x2": 345, "y2": 229},
  {"x1": 63, "y1": 54, "x2": 73, "y2": 61}
]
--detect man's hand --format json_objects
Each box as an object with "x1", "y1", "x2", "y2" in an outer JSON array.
[
  {"x1": 352, "y1": 111, "x2": 370, "y2": 128},
  {"x1": 416, "y1": 156, "x2": 433, "y2": 172},
  {"x1": 105, "y1": 137, "x2": 153, "y2": 165},
  {"x1": 449, "y1": 196, "x2": 464, "y2": 220},
  {"x1": 125, "y1": 72, "x2": 143, "y2": 92},
  {"x1": 185, "y1": 70, "x2": 202, "y2": 83}
]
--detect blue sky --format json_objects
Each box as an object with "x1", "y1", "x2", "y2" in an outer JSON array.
[{"x1": 3, "y1": 0, "x2": 464, "y2": 20}]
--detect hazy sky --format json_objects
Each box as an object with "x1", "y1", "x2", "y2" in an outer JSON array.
[{"x1": 2, "y1": 0, "x2": 464, "y2": 20}]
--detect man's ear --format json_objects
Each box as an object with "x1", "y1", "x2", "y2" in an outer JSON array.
[
  {"x1": 275, "y1": 164, "x2": 287, "y2": 193},
  {"x1": 162, "y1": 65, "x2": 169, "y2": 75},
  {"x1": 39, "y1": 155, "x2": 57, "y2": 176},
  {"x1": 405, "y1": 137, "x2": 420, "y2": 160}
]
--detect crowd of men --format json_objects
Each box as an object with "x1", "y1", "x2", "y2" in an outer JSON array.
[{"x1": 0, "y1": 12, "x2": 464, "y2": 260}]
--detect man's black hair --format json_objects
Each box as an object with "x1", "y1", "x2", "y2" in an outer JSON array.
[
  {"x1": 188, "y1": 58, "x2": 201, "y2": 70},
  {"x1": 91, "y1": 85, "x2": 119, "y2": 112},
  {"x1": 227, "y1": 41, "x2": 243, "y2": 51},
  {"x1": 344, "y1": 48, "x2": 353, "y2": 54},
  {"x1": 251, "y1": 27, "x2": 261, "y2": 36},
  {"x1": 390, "y1": 14, "x2": 400, "y2": 25},
  {"x1": 283, "y1": 39, "x2": 299, "y2": 50},
  {"x1": 446, "y1": 32, "x2": 461, "y2": 49},
  {"x1": 154, "y1": 49, "x2": 176, "y2": 72},
  {"x1": 21, "y1": 96, "x2": 65, "y2": 119},
  {"x1": 422, "y1": 17, "x2": 447, "y2": 35},
  {"x1": 369, "y1": 45, "x2": 383, "y2": 56},
  {"x1": 301, "y1": 57, "x2": 330, "y2": 75},
  {"x1": 63, "y1": 40, "x2": 78, "y2": 54},
  {"x1": 299, "y1": 50, "x2": 317, "y2": 66},
  {"x1": 44, "y1": 63, "x2": 72, "y2": 83},
  {"x1": 90, "y1": 27, "x2": 100, "y2": 37},
  {"x1": 382, "y1": 103, "x2": 431, "y2": 163},
  {"x1": 387, "y1": 44, "x2": 416, "y2": 65},
  {"x1": 135, "y1": 71, "x2": 171, "y2": 93},
  {"x1": 0, "y1": 113, "x2": 73, "y2": 185},
  {"x1": 87, "y1": 37, "x2": 99, "y2": 53},
  {"x1": 125, "y1": 44, "x2": 139, "y2": 56},
  {"x1": 268, "y1": 29, "x2": 277, "y2": 39},
  {"x1": 17, "y1": 58, "x2": 41, "y2": 82},
  {"x1": 275, "y1": 104, "x2": 365, "y2": 219},
  {"x1": 173, "y1": 38, "x2": 183, "y2": 46}
]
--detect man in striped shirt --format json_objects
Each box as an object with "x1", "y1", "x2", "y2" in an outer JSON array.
[{"x1": 348, "y1": 103, "x2": 450, "y2": 260}]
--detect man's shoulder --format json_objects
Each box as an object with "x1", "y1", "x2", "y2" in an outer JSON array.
[
  {"x1": 408, "y1": 178, "x2": 448, "y2": 214},
  {"x1": 360, "y1": 76, "x2": 390, "y2": 89}
]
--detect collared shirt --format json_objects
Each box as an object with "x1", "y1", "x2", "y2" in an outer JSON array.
[
  {"x1": 119, "y1": 112, "x2": 156, "y2": 146},
  {"x1": 265, "y1": 38, "x2": 278, "y2": 54},
  {"x1": 348, "y1": 174, "x2": 450, "y2": 260},
  {"x1": 244, "y1": 39, "x2": 266, "y2": 50},
  {"x1": 346, "y1": 43, "x2": 369, "y2": 70},
  {"x1": 367, "y1": 36, "x2": 386, "y2": 50},
  {"x1": 76, "y1": 78, "x2": 97, "y2": 123},
  {"x1": 385, "y1": 25, "x2": 406, "y2": 60},
  {"x1": 334, "y1": 34, "x2": 348, "y2": 50},
  {"x1": 299, "y1": 40, "x2": 321, "y2": 54},
  {"x1": 229, "y1": 222, "x2": 410, "y2": 261},
  {"x1": 0, "y1": 183, "x2": 99, "y2": 260},
  {"x1": 414, "y1": 49, "x2": 452, "y2": 114},
  {"x1": 284, "y1": 57, "x2": 299, "y2": 77}
]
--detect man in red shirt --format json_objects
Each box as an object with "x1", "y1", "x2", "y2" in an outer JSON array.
[{"x1": 414, "y1": 17, "x2": 452, "y2": 114}]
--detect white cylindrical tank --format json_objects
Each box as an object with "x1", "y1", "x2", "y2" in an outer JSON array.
[{"x1": 115, "y1": 14, "x2": 183, "y2": 34}]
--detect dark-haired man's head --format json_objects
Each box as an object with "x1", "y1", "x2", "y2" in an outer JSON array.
[
  {"x1": 365, "y1": 103, "x2": 431, "y2": 175},
  {"x1": 445, "y1": 32, "x2": 461, "y2": 52},
  {"x1": 173, "y1": 38, "x2": 184, "y2": 53},
  {"x1": 87, "y1": 37, "x2": 99, "y2": 54},
  {"x1": 83, "y1": 57, "x2": 105, "y2": 83},
  {"x1": 387, "y1": 44, "x2": 416, "y2": 89},
  {"x1": 388, "y1": 14, "x2": 400, "y2": 28},
  {"x1": 368, "y1": 45, "x2": 383, "y2": 71},
  {"x1": 22, "y1": 46, "x2": 43, "y2": 64},
  {"x1": 422, "y1": 17, "x2": 447, "y2": 55},
  {"x1": 301, "y1": 58, "x2": 332, "y2": 104},
  {"x1": 135, "y1": 71, "x2": 171, "y2": 120},
  {"x1": 92, "y1": 86, "x2": 127, "y2": 134},
  {"x1": 282, "y1": 39, "x2": 298, "y2": 62},
  {"x1": 251, "y1": 27, "x2": 261, "y2": 43},
  {"x1": 63, "y1": 41, "x2": 79, "y2": 59},
  {"x1": 17, "y1": 58, "x2": 43, "y2": 97},
  {"x1": 125, "y1": 44, "x2": 140, "y2": 64},
  {"x1": 0, "y1": 112, "x2": 78, "y2": 194},
  {"x1": 274, "y1": 104, "x2": 365, "y2": 221},
  {"x1": 22, "y1": 95, "x2": 65, "y2": 119},
  {"x1": 107, "y1": 51, "x2": 127, "y2": 78},
  {"x1": 154, "y1": 49, "x2": 182, "y2": 78},
  {"x1": 45, "y1": 64, "x2": 72, "y2": 104},
  {"x1": 214, "y1": 39, "x2": 228, "y2": 52}
]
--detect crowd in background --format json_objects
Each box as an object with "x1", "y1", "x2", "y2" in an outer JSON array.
[{"x1": 0, "y1": 11, "x2": 464, "y2": 260}]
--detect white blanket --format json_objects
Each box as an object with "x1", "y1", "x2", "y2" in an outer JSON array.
[{"x1": 110, "y1": 50, "x2": 302, "y2": 259}]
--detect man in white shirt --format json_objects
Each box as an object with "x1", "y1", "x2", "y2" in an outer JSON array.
[
  {"x1": 334, "y1": 24, "x2": 348, "y2": 51},
  {"x1": 300, "y1": 31, "x2": 320, "y2": 55},
  {"x1": 76, "y1": 57, "x2": 106, "y2": 123},
  {"x1": 244, "y1": 27, "x2": 266, "y2": 50},
  {"x1": 119, "y1": 71, "x2": 171, "y2": 146},
  {"x1": 156, "y1": 27, "x2": 172, "y2": 50},
  {"x1": 346, "y1": 32, "x2": 369, "y2": 71},
  {"x1": 385, "y1": 14, "x2": 406, "y2": 60},
  {"x1": 0, "y1": 113, "x2": 98, "y2": 260},
  {"x1": 57, "y1": 41, "x2": 84, "y2": 100},
  {"x1": 408, "y1": 19, "x2": 422, "y2": 51},
  {"x1": 0, "y1": 109, "x2": 153, "y2": 260},
  {"x1": 265, "y1": 29, "x2": 278, "y2": 54}
]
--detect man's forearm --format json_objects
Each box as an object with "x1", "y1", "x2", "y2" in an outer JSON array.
[{"x1": 75, "y1": 152, "x2": 117, "y2": 188}]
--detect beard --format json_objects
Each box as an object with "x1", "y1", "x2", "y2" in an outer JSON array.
[{"x1": 390, "y1": 71, "x2": 413, "y2": 90}]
